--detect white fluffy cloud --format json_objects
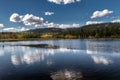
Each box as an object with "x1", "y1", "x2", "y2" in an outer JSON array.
[
  {"x1": 3, "y1": 27, "x2": 29, "y2": 32},
  {"x1": 111, "y1": 19, "x2": 120, "y2": 23},
  {"x1": 22, "y1": 14, "x2": 44, "y2": 27},
  {"x1": 10, "y1": 13, "x2": 44, "y2": 27},
  {"x1": 44, "y1": 22, "x2": 80, "y2": 28},
  {"x1": 10, "y1": 13, "x2": 23, "y2": 22},
  {"x1": 58, "y1": 23, "x2": 80, "y2": 28},
  {"x1": 91, "y1": 9, "x2": 113, "y2": 19},
  {"x1": 86, "y1": 21, "x2": 103, "y2": 25},
  {"x1": 0, "y1": 24, "x2": 4, "y2": 28},
  {"x1": 48, "y1": 0, "x2": 81, "y2": 5},
  {"x1": 44, "y1": 22, "x2": 56, "y2": 28},
  {"x1": 20, "y1": 27, "x2": 29, "y2": 31},
  {"x1": 3, "y1": 27, "x2": 18, "y2": 32},
  {"x1": 45, "y1": 12, "x2": 54, "y2": 16}
]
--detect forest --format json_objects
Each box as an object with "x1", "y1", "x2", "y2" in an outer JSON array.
[{"x1": 0, "y1": 23, "x2": 120, "y2": 41}]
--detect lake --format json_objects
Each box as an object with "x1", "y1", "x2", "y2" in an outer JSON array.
[{"x1": 0, "y1": 39, "x2": 120, "y2": 80}]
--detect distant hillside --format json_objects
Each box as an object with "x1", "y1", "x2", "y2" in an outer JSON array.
[
  {"x1": 25, "y1": 28, "x2": 67, "y2": 34},
  {"x1": 0, "y1": 23, "x2": 120, "y2": 40},
  {"x1": 25, "y1": 23, "x2": 120, "y2": 34},
  {"x1": 81, "y1": 23, "x2": 120, "y2": 30}
]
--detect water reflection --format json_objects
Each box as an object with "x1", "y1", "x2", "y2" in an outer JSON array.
[
  {"x1": 0, "y1": 40, "x2": 120, "y2": 66},
  {"x1": 86, "y1": 40, "x2": 120, "y2": 65},
  {"x1": 91, "y1": 55, "x2": 113, "y2": 65},
  {"x1": 11, "y1": 48, "x2": 53, "y2": 65},
  {"x1": 86, "y1": 40, "x2": 120, "y2": 54},
  {"x1": 46, "y1": 59, "x2": 53, "y2": 66},
  {"x1": 0, "y1": 39, "x2": 120, "y2": 80},
  {"x1": 10, "y1": 47, "x2": 81, "y2": 65},
  {"x1": 11, "y1": 55, "x2": 21, "y2": 65},
  {"x1": 51, "y1": 69, "x2": 83, "y2": 80},
  {"x1": 0, "y1": 47, "x2": 4, "y2": 56}
]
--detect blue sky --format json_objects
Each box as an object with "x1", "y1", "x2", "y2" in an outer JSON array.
[{"x1": 0, "y1": 0, "x2": 120, "y2": 32}]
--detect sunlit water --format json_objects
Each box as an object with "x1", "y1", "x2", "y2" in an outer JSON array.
[{"x1": 0, "y1": 39, "x2": 120, "y2": 80}]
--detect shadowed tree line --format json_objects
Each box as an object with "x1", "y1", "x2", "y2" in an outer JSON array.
[{"x1": 63, "y1": 23, "x2": 120, "y2": 38}]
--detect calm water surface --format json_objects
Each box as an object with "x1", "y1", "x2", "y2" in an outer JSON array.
[{"x1": 0, "y1": 39, "x2": 120, "y2": 80}]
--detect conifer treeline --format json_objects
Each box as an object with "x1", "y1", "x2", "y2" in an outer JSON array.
[{"x1": 0, "y1": 23, "x2": 120, "y2": 40}]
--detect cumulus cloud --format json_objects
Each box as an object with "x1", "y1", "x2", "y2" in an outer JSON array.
[
  {"x1": 10, "y1": 13, "x2": 23, "y2": 22},
  {"x1": 3, "y1": 27, "x2": 18, "y2": 32},
  {"x1": 44, "y1": 22, "x2": 57, "y2": 28},
  {"x1": 45, "y1": 12, "x2": 54, "y2": 16},
  {"x1": 10, "y1": 13, "x2": 81, "y2": 28},
  {"x1": 20, "y1": 27, "x2": 29, "y2": 31},
  {"x1": 91, "y1": 9, "x2": 113, "y2": 19},
  {"x1": 59, "y1": 23, "x2": 80, "y2": 28},
  {"x1": 86, "y1": 21, "x2": 103, "y2": 25},
  {"x1": 111, "y1": 19, "x2": 120, "y2": 23},
  {"x1": 22, "y1": 14, "x2": 44, "y2": 27},
  {"x1": 48, "y1": 0, "x2": 81, "y2": 5},
  {"x1": 44, "y1": 22, "x2": 80, "y2": 28},
  {"x1": 0, "y1": 24, "x2": 4, "y2": 28},
  {"x1": 3, "y1": 27, "x2": 29, "y2": 32},
  {"x1": 10, "y1": 13, "x2": 44, "y2": 27}
]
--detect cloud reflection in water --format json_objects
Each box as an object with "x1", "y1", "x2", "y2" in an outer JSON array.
[
  {"x1": 51, "y1": 69, "x2": 83, "y2": 80},
  {"x1": 11, "y1": 55, "x2": 21, "y2": 65},
  {"x1": 0, "y1": 40, "x2": 120, "y2": 66},
  {"x1": 10, "y1": 47, "x2": 81, "y2": 65},
  {"x1": 91, "y1": 55, "x2": 113, "y2": 65},
  {"x1": 86, "y1": 40, "x2": 120, "y2": 65}
]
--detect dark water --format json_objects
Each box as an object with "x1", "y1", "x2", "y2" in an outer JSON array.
[{"x1": 0, "y1": 39, "x2": 120, "y2": 80}]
